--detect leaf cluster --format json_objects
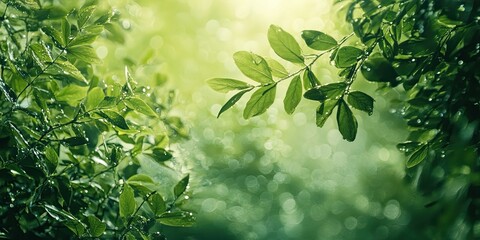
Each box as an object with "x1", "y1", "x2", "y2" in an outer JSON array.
[{"x1": 0, "y1": 1, "x2": 193, "y2": 239}]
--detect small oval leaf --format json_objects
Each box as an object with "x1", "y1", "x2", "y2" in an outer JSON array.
[
  {"x1": 233, "y1": 51, "x2": 273, "y2": 84},
  {"x1": 268, "y1": 25, "x2": 304, "y2": 63},
  {"x1": 337, "y1": 99, "x2": 358, "y2": 141},
  {"x1": 335, "y1": 46, "x2": 363, "y2": 68},
  {"x1": 347, "y1": 91, "x2": 374, "y2": 115},
  {"x1": 301, "y1": 30, "x2": 338, "y2": 50}
]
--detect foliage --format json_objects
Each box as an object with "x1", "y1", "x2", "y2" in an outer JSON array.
[
  {"x1": 0, "y1": 0, "x2": 193, "y2": 239},
  {"x1": 209, "y1": 0, "x2": 480, "y2": 238}
]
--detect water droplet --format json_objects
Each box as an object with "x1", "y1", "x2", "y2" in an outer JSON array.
[{"x1": 458, "y1": 60, "x2": 464, "y2": 65}]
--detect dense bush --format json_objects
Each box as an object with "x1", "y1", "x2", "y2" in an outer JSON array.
[
  {"x1": 210, "y1": 0, "x2": 480, "y2": 238},
  {"x1": 0, "y1": 0, "x2": 193, "y2": 239}
]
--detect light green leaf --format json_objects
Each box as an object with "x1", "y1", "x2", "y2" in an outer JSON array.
[
  {"x1": 407, "y1": 144, "x2": 429, "y2": 168},
  {"x1": 124, "y1": 97, "x2": 157, "y2": 117},
  {"x1": 217, "y1": 89, "x2": 252, "y2": 118},
  {"x1": 347, "y1": 91, "x2": 374, "y2": 115},
  {"x1": 47, "y1": 60, "x2": 88, "y2": 85},
  {"x1": 30, "y1": 43, "x2": 53, "y2": 68},
  {"x1": 67, "y1": 45, "x2": 100, "y2": 63},
  {"x1": 148, "y1": 193, "x2": 166, "y2": 216},
  {"x1": 87, "y1": 215, "x2": 106, "y2": 237},
  {"x1": 268, "y1": 25, "x2": 304, "y2": 63},
  {"x1": 56, "y1": 85, "x2": 88, "y2": 105},
  {"x1": 283, "y1": 75, "x2": 302, "y2": 114},
  {"x1": 316, "y1": 100, "x2": 337, "y2": 127},
  {"x1": 119, "y1": 184, "x2": 136, "y2": 218},
  {"x1": 335, "y1": 46, "x2": 363, "y2": 68},
  {"x1": 127, "y1": 174, "x2": 155, "y2": 194},
  {"x1": 85, "y1": 87, "x2": 105, "y2": 111},
  {"x1": 207, "y1": 78, "x2": 252, "y2": 93},
  {"x1": 69, "y1": 33, "x2": 99, "y2": 46},
  {"x1": 266, "y1": 58, "x2": 289, "y2": 78},
  {"x1": 174, "y1": 175, "x2": 190, "y2": 198},
  {"x1": 243, "y1": 84, "x2": 277, "y2": 119},
  {"x1": 233, "y1": 51, "x2": 273, "y2": 84},
  {"x1": 97, "y1": 110, "x2": 129, "y2": 129},
  {"x1": 301, "y1": 30, "x2": 338, "y2": 50},
  {"x1": 127, "y1": 174, "x2": 155, "y2": 184},
  {"x1": 337, "y1": 99, "x2": 358, "y2": 141},
  {"x1": 42, "y1": 26, "x2": 65, "y2": 48},
  {"x1": 157, "y1": 211, "x2": 195, "y2": 227},
  {"x1": 78, "y1": 5, "x2": 96, "y2": 28}
]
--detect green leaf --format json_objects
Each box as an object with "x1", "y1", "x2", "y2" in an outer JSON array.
[
  {"x1": 243, "y1": 84, "x2": 277, "y2": 119},
  {"x1": 233, "y1": 51, "x2": 273, "y2": 84},
  {"x1": 361, "y1": 56, "x2": 398, "y2": 84},
  {"x1": 301, "y1": 30, "x2": 338, "y2": 50},
  {"x1": 158, "y1": 211, "x2": 195, "y2": 227},
  {"x1": 334, "y1": 46, "x2": 363, "y2": 68},
  {"x1": 406, "y1": 144, "x2": 429, "y2": 168},
  {"x1": 56, "y1": 85, "x2": 88, "y2": 106},
  {"x1": 44, "y1": 146, "x2": 59, "y2": 173},
  {"x1": 316, "y1": 100, "x2": 337, "y2": 127},
  {"x1": 148, "y1": 193, "x2": 166, "y2": 216},
  {"x1": 174, "y1": 175, "x2": 190, "y2": 198},
  {"x1": 85, "y1": 87, "x2": 105, "y2": 111},
  {"x1": 268, "y1": 25, "x2": 304, "y2": 63},
  {"x1": 69, "y1": 33, "x2": 99, "y2": 46},
  {"x1": 47, "y1": 60, "x2": 88, "y2": 85},
  {"x1": 64, "y1": 220, "x2": 86, "y2": 236},
  {"x1": 97, "y1": 110, "x2": 129, "y2": 130},
  {"x1": 78, "y1": 5, "x2": 96, "y2": 28},
  {"x1": 62, "y1": 18, "x2": 71, "y2": 45},
  {"x1": 30, "y1": 43, "x2": 53, "y2": 68},
  {"x1": 127, "y1": 174, "x2": 155, "y2": 194},
  {"x1": 304, "y1": 88, "x2": 326, "y2": 101},
  {"x1": 87, "y1": 215, "x2": 106, "y2": 237},
  {"x1": 124, "y1": 97, "x2": 157, "y2": 117},
  {"x1": 283, "y1": 75, "x2": 302, "y2": 114},
  {"x1": 207, "y1": 78, "x2": 252, "y2": 93},
  {"x1": 347, "y1": 91, "x2": 374, "y2": 115},
  {"x1": 42, "y1": 26, "x2": 65, "y2": 48},
  {"x1": 265, "y1": 58, "x2": 288, "y2": 78},
  {"x1": 67, "y1": 45, "x2": 100, "y2": 63},
  {"x1": 303, "y1": 68, "x2": 320, "y2": 88},
  {"x1": 337, "y1": 99, "x2": 358, "y2": 141},
  {"x1": 318, "y1": 82, "x2": 347, "y2": 99},
  {"x1": 61, "y1": 136, "x2": 89, "y2": 146},
  {"x1": 150, "y1": 148, "x2": 173, "y2": 162},
  {"x1": 397, "y1": 141, "x2": 422, "y2": 154},
  {"x1": 217, "y1": 89, "x2": 252, "y2": 118},
  {"x1": 120, "y1": 184, "x2": 136, "y2": 218}
]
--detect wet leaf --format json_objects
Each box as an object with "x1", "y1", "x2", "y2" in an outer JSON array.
[
  {"x1": 406, "y1": 144, "x2": 429, "y2": 168},
  {"x1": 157, "y1": 211, "x2": 195, "y2": 227},
  {"x1": 120, "y1": 184, "x2": 136, "y2": 218},
  {"x1": 337, "y1": 99, "x2": 358, "y2": 141},
  {"x1": 301, "y1": 30, "x2": 338, "y2": 50},
  {"x1": 124, "y1": 97, "x2": 157, "y2": 117},
  {"x1": 243, "y1": 84, "x2": 277, "y2": 119},
  {"x1": 217, "y1": 89, "x2": 252, "y2": 118},
  {"x1": 174, "y1": 175, "x2": 190, "y2": 198},
  {"x1": 335, "y1": 46, "x2": 363, "y2": 68},
  {"x1": 268, "y1": 25, "x2": 304, "y2": 63},
  {"x1": 233, "y1": 51, "x2": 273, "y2": 84},
  {"x1": 87, "y1": 215, "x2": 105, "y2": 237},
  {"x1": 347, "y1": 91, "x2": 374, "y2": 115}
]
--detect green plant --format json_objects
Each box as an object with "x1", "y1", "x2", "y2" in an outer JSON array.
[
  {"x1": 0, "y1": 0, "x2": 193, "y2": 239},
  {"x1": 209, "y1": 0, "x2": 480, "y2": 238}
]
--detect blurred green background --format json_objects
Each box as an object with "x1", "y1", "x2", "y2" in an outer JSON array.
[{"x1": 96, "y1": 0, "x2": 434, "y2": 239}]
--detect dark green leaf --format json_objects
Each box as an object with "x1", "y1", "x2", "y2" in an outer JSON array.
[
  {"x1": 207, "y1": 78, "x2": 252, "y2": 93},
  {"x1": 406, "y1": 144, "x2": 429, "y2": 168},
  {"x1": 157, "y1": 211, "x2": 195, "y2": 227},
  {"x1": 217, "y1": 89, "x2": 252, "y2": 118},
  {"x1": 347, "y1": 91, "x2": 374, "y2": 115},
  {"x1": 233, "y1": 51, "x2": 273, "y2": 84},
  {"x1": 304, "y1": 88, "x2": 326, "y2": 101},
  {"x1": 316, "y1": 100, "x2": 337, "y2": 127},
  {"x1": 124, "y1": 97, "x2": 157, "y2": 117},
  {"x1": 61, "y1": 137, "x2": 89, "y2": 146},
  {"x1": 318, "y1": 82, "x2": 346, "y2": 99},
  {"x1": 361, "y1": 56, "x2": 397, "y2": 84},
  {"x1": 64, "y1": 220, "x2": 85, "y2": 236},
  {"x1": 266, "y1": 58, "x2": 289, "y2": 78},
  {"x1": 243, "y1": 84, "x2": 277, "y2": 119},
  {"x1": 119, "y1": 184, "x2": 136, "y2": 218},
  {"x1": 148, "y1": 193, "x2": 166, "y2": 216},
  {"x1": 150, "y1": 148, "x2": 173, "y2": 162},
  {"x1": 174, "y1": 175, "x2": 190, "y2": 198},
  {"x1": 337, "y1": 99, "x2": 357, "y2": 141},
  {"x1": 303, "y1": 68, "x2": 320, "y2": 88},
  {"x1": 268, "y1": 25, "x2": 304, "y2": 63},
  {"x1": 87, "y1": 215, "x2": 106, "y2": 237},
  {"x1": 35, "y1": 6, "x2": 68, "y2": 20},
  {"x1": 67, "y1": 45, "x2": 100, "y2": 63},
  {"x1": 45, "y1": 146, "x2": 58, "y2": 173},
  {"x1": 0, "y1": 80, "x2": 17, "y2": 102},
  {"x1": 301, "y1": 30, "x2": 338, "y2": 50},
  {"x1": 85, "y1": 87, "x2": 105, "y2": 111},
  {"x1": 283, "y1": 75, "x2": 302, "y2": 114},
  {"x1": 397, "y1": 141, "x2": 422, "y2": 154},
  {"x1": 97, "y1": 110, "x2": 129, "y2": 129},
  {"x1": 335, "y1": 46, "x2": 363, "y2": 68}
]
